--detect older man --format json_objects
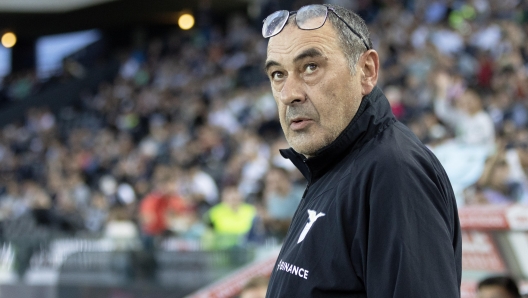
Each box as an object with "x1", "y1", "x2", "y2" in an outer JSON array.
[{"x1": 262, "y1": 4, "x2": 461, "y2": 297}]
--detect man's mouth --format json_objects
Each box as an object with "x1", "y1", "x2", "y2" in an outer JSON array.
[{"x1": 290, "y1": 118, "x2": 312, "y2": 130}]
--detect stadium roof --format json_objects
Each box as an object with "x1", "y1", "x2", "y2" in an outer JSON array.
[
  {"x1": 0, "y1": 0, "x2": 117, "y2": 13},
  {"x1": 0, "y1": 0, "x2": 248, "y2": 39}
]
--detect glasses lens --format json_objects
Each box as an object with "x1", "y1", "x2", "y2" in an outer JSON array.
[
  {"x1": 262, "y1": 10, "x2": 290, "y2": 38},
  {"x1": 296, "y1": 5, "x2": 328, "y2": 30}
]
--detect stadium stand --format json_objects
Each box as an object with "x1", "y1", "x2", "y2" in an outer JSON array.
[{"x1": 0, "y1": 0, "x2": 527, "y2": 297}]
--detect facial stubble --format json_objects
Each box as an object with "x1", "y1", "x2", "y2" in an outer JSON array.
[{"x1": 282, "y1": 96, "x2": 359, "y2": 158}]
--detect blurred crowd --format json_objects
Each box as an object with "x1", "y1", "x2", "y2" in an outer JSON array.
[
  {"x1": 0, "y1": 57, "x2": 87, "y2": 107},
  {"x1": 0, "y1": 0, "x2": 527, "y2": 261},
  {"x1": 0, "y1": 70, "x2": 40, "y2": 105}
]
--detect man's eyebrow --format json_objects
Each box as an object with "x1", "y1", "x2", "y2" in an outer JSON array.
[
  {"x1": 264, "y1": 48, "x2": 325, "y2": 73},
  {"x1": 294, "y1": 48, "x2": 324, "y2": 63},
  {"x1": 264, "y1": 60, "x2": 280, "y2": 73}
]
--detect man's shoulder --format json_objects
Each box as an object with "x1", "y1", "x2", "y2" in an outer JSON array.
[
  {"x1": 358, "y1": 122, "x2": 428, "y2": 160},
  {"x1": 345, "y1": 122, "x2": 447, "y2": 183}
]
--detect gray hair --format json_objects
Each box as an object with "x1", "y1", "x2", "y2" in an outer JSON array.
[
  {"x1": 325, "y1": 4, "x2": 372, "y2": 74},
  {"x1": 285, "y1": 4, "x2": 372, "y2": 74}
]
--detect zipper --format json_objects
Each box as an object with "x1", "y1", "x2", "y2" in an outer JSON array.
[
  {"x1": 302, "y1": 182, "x2": 310, "y2": 199},
  {"x1": 301, "y1": 158, "x2": 311, "y2": 199},
  {"x1": 289, "y1": 157, "x2": 311, "y2": 224},
  {"x1": 291, "y1": 181, "x2": 309, "y2": 223},
  {"x1": 291, "y1": 158, "x2": 311, "y2": 225}
]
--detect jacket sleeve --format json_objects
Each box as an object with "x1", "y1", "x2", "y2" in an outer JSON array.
[{"x1": 359, "y1": 144, "x2": 461, "y2": 297}]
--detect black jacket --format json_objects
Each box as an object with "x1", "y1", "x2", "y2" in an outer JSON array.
[{"x1": 266, "y1": 86, "x2": 462, "y2": 297}]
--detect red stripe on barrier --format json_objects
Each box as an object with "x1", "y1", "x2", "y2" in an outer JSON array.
[
  {"x1": 186, "y1": 252, "x2": 278, "y2": 298},
  {"x1": 461, "y1": 231, "x2": 506, "y2": 271},
  {"x1": 459, "y1": 205, "x2": 528, "y2": 230},
  {"x1": 459, "y1": 205, "x2": 510, "y2": 230}
]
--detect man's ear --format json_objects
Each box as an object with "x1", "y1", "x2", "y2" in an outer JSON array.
[{"x1": 359, "y1": 50, "x2": 379, "y2": 96}]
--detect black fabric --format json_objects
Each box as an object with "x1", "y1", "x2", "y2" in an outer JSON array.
[{"x1": 267, "y1": 86, "x2": 462, "y2": 297}]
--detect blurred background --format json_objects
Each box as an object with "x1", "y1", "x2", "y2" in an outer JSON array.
[{"x1": 0, "y1": 0, "x2": 527, "y2": 297}]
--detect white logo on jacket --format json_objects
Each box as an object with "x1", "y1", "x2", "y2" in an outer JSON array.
[{"x1": 297, "y1": 209, "x2": 326, "y2": 243}]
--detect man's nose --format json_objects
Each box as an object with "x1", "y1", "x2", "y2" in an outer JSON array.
[{"x1": 279, "y1": 76, "x2": 305, "y2": 105}]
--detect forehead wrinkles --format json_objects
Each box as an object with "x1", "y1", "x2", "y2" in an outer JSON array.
[{"x1": 266, "y1": 25, "x2": 338, "y2": 62}]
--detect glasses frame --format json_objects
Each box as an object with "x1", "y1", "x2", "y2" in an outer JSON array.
[{"x1": 262, "y1": 4, "x2": 371, "y2": 51}]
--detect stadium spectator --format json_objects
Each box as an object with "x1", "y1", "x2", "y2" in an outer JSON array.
[
  {"x1": 203, "y1": 185, "x2": 256, "y2": 249},
  {"x1": 237, "y1": 133, "x2": 270, "y2": 200},
  {"x1": 103, "y1": 205, "x2": 140, "y2": 250},
  {"x1": 477, "y1": 275, "x2": 521, "y2": 298},
  {"x1": 261, "y1": 166, "x2": 303, "y2": 240},
  {"x1": 504, "y1": 129, "x2": 528, "y2": 204},
  {"x1": 434, "y1": 72, "x2": 495, "y2": 151},
  {"x1": 0, "y1": 1, "x2": 526, "y2": 285},
  {"x1": 138, "y1": 172, "x2": 188, "y2": 239},
  {"x1": 473, "y1": 143, "x2": 519, "y2": 204},
  {"x1": 179, "y1": 163, "x2": 220, "y2": 215},
  {"x1": 84, "y1": 191, "x2": 109, "y2": 233},
  {"x1": 53, "y1": 187, "x2": 86, "y2": 234},
  {"x1": 0, "y1": 181, "x2": 28, "y2": 220},
  {"x1": 432, "y1": 72, "x2": 496, "y2": 204}
]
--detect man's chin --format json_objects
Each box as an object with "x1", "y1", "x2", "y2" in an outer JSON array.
[
  {"x1": 289, "y1": 142, "x2": 321, "y2": 158},
  {"x1": 286, "y1": 132, "x2": 333, "y2": 157}
]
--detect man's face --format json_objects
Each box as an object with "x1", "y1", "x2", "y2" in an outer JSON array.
[
  {"x1": 477, "y1": 285, "x2": 515, "y2": 298},
  {"x1": 460, "y1": 90, "x2": 482, "y2": 115},
  {"x1": 265, "y1": 21, "x2": 363, "y2": 157},
  {"x1": 221, "y1": 186, "x2": 242, "y2": 209}
]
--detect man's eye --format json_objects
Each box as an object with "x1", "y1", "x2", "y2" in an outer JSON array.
[
  {"x1": 305, "y1": 63, "x2": 317, "y2": 74},
  {"x1": 271, "y1": 71, "x2": 284, "y2": 81}
]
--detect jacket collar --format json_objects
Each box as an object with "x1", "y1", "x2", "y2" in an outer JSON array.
[{"x1": 279, "y1": 86, "x2": 395, "y2": 184}]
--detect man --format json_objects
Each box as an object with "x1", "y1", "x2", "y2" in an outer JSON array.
[
  {"x1": 203, "y1": 185, "x2": 256, "y2": 249},
  {"x1": 432, "y1": 76, "x2": 496, "y2": 204},
  {"x1": 262, "y1": 4, "x2": 461, "y2": 297},
  {"x1": 477, "y1": 275, "x2": 521, "y2": 298}
]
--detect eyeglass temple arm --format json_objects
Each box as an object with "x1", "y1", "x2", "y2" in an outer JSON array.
[{"x1": 328, "y1": 8, "x2": 371, "y2": 50}]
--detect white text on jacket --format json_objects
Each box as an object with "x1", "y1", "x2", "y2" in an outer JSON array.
[{"x1": 277, "y1": 260, "x2": 309, "y2": 279}]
